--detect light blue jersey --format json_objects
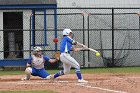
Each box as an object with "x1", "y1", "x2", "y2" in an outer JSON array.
[{"x1": 60, "y1": 36, "x2": 73, "y2": 53}]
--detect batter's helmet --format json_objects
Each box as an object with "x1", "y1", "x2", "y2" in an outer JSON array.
[{"x1": 63, "y1": 29, "x2": 72, "y2": 35}]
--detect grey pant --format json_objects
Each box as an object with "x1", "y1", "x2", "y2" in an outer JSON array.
[{"x1": 60, "y1": 53, "x2": 80, "y2": 74}]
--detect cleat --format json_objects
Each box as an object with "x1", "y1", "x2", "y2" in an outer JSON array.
[
  {"x1": 21, "y1": 74, "x2": 30, "y2": 80},
  {"x1": 50, "y1": 75, "x2": 55, "y2": 80},
  {"x1": 49, "y1": 74, "x2": 54, "y2": 79},
  {"x1": 78, "y1": 79, "x2": 88, "y2": 83},
  {"x1": 49, "y1": 75, "x2": 55, "y2": 82},
  {"x1": 44, "y1": 75, "x2": 53, "y2": 80},
  {"x1": 21, "y1": 77, "x2": 30, "y2": 81},
  {"x1": 50, "y1": 75, "x2": 54, "y2": 80}
]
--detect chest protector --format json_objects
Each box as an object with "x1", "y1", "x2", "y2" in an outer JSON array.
[{"x1": 32, "y1": 55, "x2": 45, "y2": 69}]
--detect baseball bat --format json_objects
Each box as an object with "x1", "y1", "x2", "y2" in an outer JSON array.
[
  {"x1": 83, "y1": 46, "x2": 101, "y2": 57},
  {"x1": 87, "y1": 48, "x2": 98, "y2": 53},
  {"x1": 81, "y1": 44, "x2": 98, "y2": 53}
]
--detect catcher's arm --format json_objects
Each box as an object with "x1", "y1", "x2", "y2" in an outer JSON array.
[
  {"x1": 49, "y1": 51, "x2": 60, "y2": 63},
  {"x1": 54, "y1": 51, "x2": 60, "y2": 60},
  {"x1": 26, "y1": 56, "x2": 32, "y2": 67},
  {"x1": 49, "y1": 58, "x2": 58, "y2": 63}
]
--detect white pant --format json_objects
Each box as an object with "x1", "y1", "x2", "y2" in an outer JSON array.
[{"x1": 60, "y1": 53, "x2": 80, "y2": 74}]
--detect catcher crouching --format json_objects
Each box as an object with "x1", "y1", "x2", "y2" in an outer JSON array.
[{"x1": 21, "y1": 46, "x2": 58, "y2": 80}]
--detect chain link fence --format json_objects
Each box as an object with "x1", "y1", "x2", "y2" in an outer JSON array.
[{"x1": 0, "y1": 8, "x2": 140, "y2": 68}]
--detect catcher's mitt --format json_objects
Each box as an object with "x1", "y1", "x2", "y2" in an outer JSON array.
[{"x1": 55, "y1": 51, "x2": 60, "y2": 61}]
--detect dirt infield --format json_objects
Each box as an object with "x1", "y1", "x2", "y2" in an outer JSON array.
[{"x1": 0, "y1": 73, "x2": 140, "y2": 93}]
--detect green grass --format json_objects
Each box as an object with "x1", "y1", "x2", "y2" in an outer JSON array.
[
  {"x1": 0, "y1": 67, "x2": 139, "y2": 76},
  {"x1": 0, "y1": 71, "x2": 25, "y2": 76},
  {"x1": 43, "y1": 67, "x2": 140, "y2": 74},
  {"x1": 66, "y1": 67, "x2": 140, "y2": 74},
  {"x1": 0, "y1": 90, "x2": 58, "y2": 93},
  {"x1": 0, "y1": 67, "x2": 139, "y2": 93},
  {"x1": 80, "y1": 67, "x2": 140, "y2": 74}
]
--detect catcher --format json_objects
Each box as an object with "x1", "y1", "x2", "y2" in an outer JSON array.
[{"x1": 22, "y1": 46, "x2": 59, "y2": 80}]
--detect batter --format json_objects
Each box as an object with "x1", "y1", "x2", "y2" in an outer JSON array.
[{"x1": 53, "y1": 29, "x2": 88, "y2": 83}]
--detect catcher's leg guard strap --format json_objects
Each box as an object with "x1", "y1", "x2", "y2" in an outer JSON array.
[{"x1": 25, "y1": 67, "x2": 32, "y2": 74}]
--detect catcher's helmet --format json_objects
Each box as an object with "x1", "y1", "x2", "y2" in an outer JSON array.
[
  {"x1": 33, "y1": 46, "x2": 42, "y2": 54},
  {"x1": 63, "y1": 29, "x2": 72, "y2": 35}
]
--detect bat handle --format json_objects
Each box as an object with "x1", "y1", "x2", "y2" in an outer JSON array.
[
  {"x1": 81, "y1": 44, "x2": 98, "y2": 53},
  {"x1": 88, "y1": 48, "x2": 98, "y2": 53}
]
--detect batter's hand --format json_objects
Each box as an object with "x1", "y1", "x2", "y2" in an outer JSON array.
[
  {"x1": 81, "y1": 44, "x2": 88, "y2": 49},
  {"x1": 77, "y1": 43, "x2": 86, "y2": 48}
]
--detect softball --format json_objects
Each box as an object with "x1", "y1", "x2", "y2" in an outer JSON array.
[{"x1": 95, "y1": 52, "x2": 100, "y2": 57}]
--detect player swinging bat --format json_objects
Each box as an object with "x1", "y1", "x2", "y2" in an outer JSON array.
[
  {"x1": 52, "y1": 29, "x2": 100, "y2": 83},
  {"x1": 51, "y1": 29, "x2": 88, "y2": 83}
]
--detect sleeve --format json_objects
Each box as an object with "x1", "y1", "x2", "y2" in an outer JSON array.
[
  {"x1": 27, "y1": 56, "x2": 33, "y2": 65},
  {"x1": 66, "y1": 37, "x2": 73, "y2": 43},
  {"x1": 43, "y1": 56, "x2": 50, "y2": 61},
  {"x1": 67, "y1": 37, "x2": 77, "y2": 45}
]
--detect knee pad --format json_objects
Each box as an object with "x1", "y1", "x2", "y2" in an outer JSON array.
[{"x1": 25, "y1": 67, "x2": 32, "y2": 74}]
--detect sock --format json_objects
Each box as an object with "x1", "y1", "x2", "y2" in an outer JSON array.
[
  {"x1": 54, "y1": 70, "x2": 64, "y2": 78},
  {"x1": 75, "y1": 69, "x2": 82, "y2": 80}
]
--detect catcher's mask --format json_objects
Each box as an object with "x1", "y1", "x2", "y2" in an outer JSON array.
[{"x1": 33, "y1": 46, "x2": 42, "y2": 56}]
